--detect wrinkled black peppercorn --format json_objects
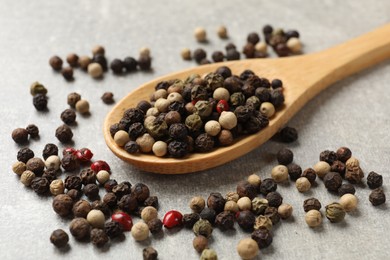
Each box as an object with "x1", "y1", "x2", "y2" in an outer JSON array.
[
  {"x1": 90, "y1": 228, "x2": 109, "y2": 247},
  {"x1": 104, "y1": 221, "x2": 123, "y2": 238},
  {"x1": 61, "y1": 67, "x2": 74, "y2": 81},
  {"x1": 31, "y1": 177, "x2": 50, "y2": 194},
  {"x1": 147, "y1": 218, "x2": 163, "y2": 234},
  {"x1": 144, "y1": 196, "x2": 159, "y2": 209},
  {"x1": 276, "y1": 148, "x2": 293, "y2": 165},
  {"x1": 183, "y1": 213, "x2": 201, "y2": 229},
  {"x1": 143, "y1": 246, "x2": 158, "y2": 260},
  {"x1": 50, "y1": 229, "x2": 69, "y2": 248},
  {"x1": 331, "y1": 160, "x2": 346, "y2": 176},
  {"x1": 320, "y1": 150, "x2": 338, "y2": 164},
  {"x1": 33, "y1": 94, "x2": 48, "y2": 111},
  {"x1": 118, "y1": 193, "x2": 138, "y2": 213},
  {"x1": 303, "y1": 198, "x2": 322, "y2": 212},
  {"x1": 65, "y1": 175, "x2": 82, "y2": 191},
  {"x1": 323, "y1": 172, "x2": 343, "y2": 192},
  {"x1": 193, "y1": 49, "x2": 207, "y2": 64},
  {"x1": 215, "y1": 66, "x2": 232, "y2": 79},
  {"x1": 301, "y1": 168, "x2": 317, "y2": 184},
  {"x1": 266, "y1": 192, "x2": 283, "y2": 208},
  {"x1": 251, "y1": 227, "x2": 273, "y2": 249},
  {"x1": 42, "y1": 143, "x2": 58, "y2": 160},
  {"x1": 259, "y1": 178, "x2": 277, "y2": 196},
  {"x1": 207, "y1": 192, "x2": 226, "y2": 214},
  {"x1": 367, "y1": 171, "x2": 383, "y2": 189},
  {"x1": 83, "y1": 184, "x2": 99, "y2": 200},
  {"x1": 12, "y1": 128, "x2": 29, "y2": 144},
  {"x1": 104, "y1": 179, "x2": 118, "y2": 192},
  {"x1": 26, "y1": 124, "x2": 39, "y2": 138},
  {"x1": 17, "y1": 147, "x2": 34, "y2": 163},
  {"x1": 215, "y1": 211, "x2": 235, "y2": 230},
  {"x1": 60, "y1": 109, "x2": 76, "y2": 125},
  {"x1": 199, "y1": 208, "x2": 216, "y2": 224},
  {"x1": 369, "y1": 188, "x2": 386, "y2": 206},
  {"x1": 110, "y1": 59, "x2": 124, "y2": 74},
  {"x1": 236, "y1": 210, "x2": 255, "y2": 232},
  {"x1": 79, "y1": 168, "x2": 97, "y2": 185},
  {"x1": 61, "y1": 154, "x2": 80, "y2": 172},
  {"x1": 132, "y1": 183, "x2": 150, "y2": 203},
  {"x1": 55, "y1": 124, "x2": 73, "y2": 143},
  {"x1": 237, "y1": 181, "x2": 257, "y2": 200},
  {"x1": 287, "y1": 163, "x2": 302, "y2": 181},
  {"x1": 264, "y1": 206, "x2": 280, "y2": 225},
  {"x1": 123, "y1": 57, "x2": 138, "y2": 72},
  {"x1": 49, "y1": 56, "x2": 63, "y2": 71},
  {"x1": 338, "y1": 184, "x2": 356, "y2": 196},
  {"x1": 124, "y1": 141, "x2": 140, "y2": 154},
  {"x1": 279, "y1": 126, "x2": 298, "y2": 143},
  {"x1": 226, "y1": 48, "x2": 240, "y2": 61},
  {"x1": 169, "y1": 123, "x2": 188, "y2": 140},
  {"x1": 112, "y1": 181, "x2": 132, "y2": 199},
  {"x1": 336, "y1": 147, "x2": 352, "y2": 162}
]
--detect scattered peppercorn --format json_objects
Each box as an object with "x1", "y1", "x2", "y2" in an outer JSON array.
[
  {"x1": 61, "y1": 67, "x2": 74, "y2": 81},
  {"x1": 279, "y1": 126, "x2": 298, "y2": 143},
  {"x1": 369, "y1": 188, "x2": 386, "y2": 206},
  {"x1": 367, "y1": 171, "x2": 383, "y2": 189},
  {"x1": 193, "y1": 235, "x2": 208, "y2": 253},
  {"x1": 17, "y1": 147, "x2": 34, "y2": 163},
  {"x1": 303, "y1": 198, "x2": 322, "y2": 212},
  {"x1": 60, "y1": 109, "x2": 76, "y2": 125},
  {"x1": 49, "y1": 56, "x2": 63, "y2": 71},
  {"x1": 31, "y1": 177, "x2": 50, "y2": 194},
  {"x1": 276, "y1": 148, "x2": 293, "y2": 165},
  {"x1": 50, "y1": 229, "x2": 69, "y2": 248},
  {"x1": 25, "y1": 124, "x2": 39, "y2": 138},
  {"x1": 12, "y1": 128, "x2": 29, "y2": 144},
  {"x1": 323, "y1": 172, "x2": 343, "y2": 192},
  {"x1": 55, "y1": 124, "x2": 73, "y2": 143},
  {"x1": 104, "y1": 220, "x2": 124, "y2": 238},
  {"x1": 101, "y1": 92, "x2": 114, "y2": 104},
  {"x1": 69, "y1": 218, "x2": 90, "y2": 240},
  {"x1": 143, "y1": 246, "x2": 158, "y2": 260},
  {"x1": 236, "y1": 210, "x2": 255, "y2": 232},
  {"x1": 325, "y1": 202, "x2": 346, "y2": 223},
  {"x1": 183, "y1": 213, "x2": 201, "y2": 229},
  {"x1": 259, "y1": 178, "x2": 277, "y2": 196},
  {"x1": 147, "y1": 218, "x2": 163, "y2": 234}
]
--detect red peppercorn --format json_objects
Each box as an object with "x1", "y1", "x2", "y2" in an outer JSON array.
[
  {"x1": 163, "y1": 210, "x2": 183, "y2": 228},
  {"x1": 91, "y1": 160, "x2": 111, "y2": 173},
  {"x1": 191, "y1": 99, "x2": 199, "y2": 105},
  {"x1": 76, "y1": 148, "x2": 94, "y2": 162},
  {"x1": 63, "y1": 147, "x2": 77, "y2": 156},
  {"x1": 216, "y1": 100, "x2": 229, "y2": 114},
  {"x1": 111, "y1": 212, "x2": 133, "y2": 231}
]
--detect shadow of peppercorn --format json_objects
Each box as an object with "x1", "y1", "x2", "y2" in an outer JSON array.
[
  {"x1": 55, "y1": 244, "x2": 71, "y2": 254},
  {"x1": 219, "y1": 228, "x2": 237, "y2": 236},
  {"x1": 260, "y1": 244, "x2": 275, "y2": 255},
  {"x1": 79, "y1": 112, "x2": 91, "y2": 119},
  {"x1": 134, "y1": 237, "x2": 152, "y2": 247},
  {"x1": 139, "y1": 68, "x2": 155, "y2": 75},
  {"x1": 111, "y1": 233, "x2": 126, "y2": 243},
  {"x1": 163, "y1": 226, "x2": 182, "y2": 236},
  {"x1": 93, "y1": 243, "x2": 110, "y2": 253},
  {"x1": 348, "y1": 207, "x2": 362, "y2": 218},
  {"x1": 150, "y1": 230, "x2": 165, "y2": 240}
]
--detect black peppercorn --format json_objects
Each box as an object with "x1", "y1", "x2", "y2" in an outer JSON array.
[
  {"x1": 193, "y1": 48, "x2": 207, "y2": 64},
  {"x1": 52, "y1": 194, "x2": 74, "y2": 217},
  {"x1": 259, "y1": 178, "x2": 277, "y2": 196},
  {"x1": 92, "y1": 54, "x2": 108, "y2": 71},
  {"x1": 67, "y1": 92, "x2": 81, "y2": 108},
  {"x1": 101, "y1": 92, "x2": 114, "y2": 104},
  {"x1": 168, "y1": 123, "x2": 188, "y2": 140},
  {"x1": 103, "y1": 192, "x2": 117, "y2": 209},
  {"x1": 124, "y1": 141, "x2": 140, "y2": 154},
  {"x1": 285, "y1": 30, "x2": 300, "y2": 40},
  {"x1": 225, "y1": 42, "x2": 236, "y2": 51},
  {"x1": 104, "y1": 179, "x2": 118, "y2": 192},
  {"x1": 323, "y1": 172, "x2": 343, "y2": 192},
  {"x1": 236, "y1": 210, "x2": 255, "y2": 232},
  {"x1": 243, "y1": 43, "x2": 255, "y2": 58},
  {"x1": 137, "y1": 100, "x2": 152, "y2": 113},
  {"x1": 17, "y1": 147, "x2": 34, "y2": 163},
  {"x1": 230, "y1": 92, "x2": 246, "y2": 107},
  {"x1": 247, "y1": 32, "x2": 260, "y2": 44},
  {"x1": 31, "y1": 177, "x2": 50, "y2": 194},
  {"x1": 367, "y1": 171, "x2": 383, "y2": 189},
  {"x1": 42, "y1": 168, "x2": 57, "y2": 183},
  {"x1": 42, "y1": 143, "x2": 58, "y2": 160},
  {"x1": 251, "y1": 227, "x2": 272, "y2": 249},
  {"x1": 263, "y1": 24, "x2": 273, "y2": 35},
  {"x1": 123, "y1": 108, "x2": 145, "y2": 124},
  {"x1": 195, "y1": 133, "x2": 214, "y2": 152},
  {"x1": 369, "y1": 188, "x2": 386, "y2": 206},
  {"x1": 264, "y1": 207, "x2": 280, "y2": 225},
  {"x1": 338, "y1": 184, "x2": 356, "y2": 196},
  {"x1": 67, "y1": 189, "x2": 82, "y2": 201},
  {"x1": 237, "y1": 181, "x2": 257, "y2": 200},
  {"x1": 226, "y1": 48, "x2": 240, "y2": 61},
  {"x1": 215, "y1": 211, "x2": 235, "y2": 230},
  {"x1": 123, "y1": 57, "x2": 138, "y2": 72},
  {"x1": 287, "y1": 163, "x2": 302, "y2": 181},
  {"x1": 26, "y1": 124, "x2": 39, "y2": 138},
  {"x1": 320, "y1": 150, "x2": 338, "y2": 164},
  {"x1": 49, "y1": 55, "x2": 63, "y2": 71},
  {"x1": 144, "y1": 196, "x2": 159, "y2": 208},
  {"x1": 55, "y1": 124, "x2": 73, "y2": 143},
  {"x1": 26, "y1": 157, "x2": 45, "y2": 175},
  {"x1": 207, "y1": 192, "x2": 226, "y2": 214},
  {"x1": 331, "y1": 160, "x2": 346, "y2": 176},
  {"x1": 223, "y1": 76, "x2": 242, "y2": 94},
  {"x1": 233, "y1": 106, "x2": 252, "y2": 123},
  {"x1": 271, "y1": 79, "x2": 283, "y2": 89},
  {"x1": 128, "y1": 122, "x2": 145, "y2": 140},
  {"x1": 90, "y1": 228, "x2": 109, "y2": 247},
  {"x1": 255, "y1": 87, "x2": 270, "y2": 102},
  {"x1": 276, "y1": 148, "x2": 293, "y2": 165},
  {"x1": 279, "y1": 126, "x2": 298, "y2": 143},
  {"x1": 61, "y1": 67, "x2": 74, "y2": 81},
  {"x1": 60, "y1": 109, "x2": 76, "y2": 125},
  {"x1": 183, "y1": 213, "x2": 201, "y2": 229},
  {"x1": 301, "y1": 168, "x2": 317, "y2": 184},
  {"x1": 241, "y1": 83, "x2": 256, "y2": 98},
  {"x1": 61, "y1": 153, "x2": 80, "y2": 172},
  {"x1": 83, "y1": 184, "x2": 99, "y2": 200},
  {"x1": 65, "y1": 175, "x2": 82, "y2": 191},
  {"x1": 274, "y1": 43, "x2": 290, "y2": 57},
  {"x1": 66, "y1": 53, "x2": 79, "y2": 67},
  {"x1": 104, "y1": 220, "x2": 124, "y2": 238},
  {"x1": 69, "y1": 218, "x2": 90, "y2": 240},
  {"x1": 132, "y1": 183, "x2": 150, "y2": 203},
  {"x1": 138, "y1": 55, "x2": 152, "y2": 70},
  {"x1": 79, "y1": 168, "x2": 97, "y2": 185},
  {"x1": 112, "y1": 181, "x2": 132, "y2": 199},
  {"x1": 199, "y1": 208, "x2": 216, "y2": 224},
  {"x1": 118, "y1": 193, "x2": 138, "y2": 213},
  {"x1": 110, "y1": 58, "x2": 124, "y2": 74},
  {"x1": 147, "y1": 218, "x2": 163, "y2": 234},
  {"x1": 303, "y1": 198, "x2": 322, "y2": 212},
  {"x1": 143, "y1": 246, "x2": 158, "y2": 260},
  {"x1": 266, "y1": 192, "x2": 283, "y2": 208},
  {"x1": 215, "y1": 66, "x2": 232, "y2": 79},
  {"x1": 91, "y1": 200, "x2": 111, "y2": 218},
  {"x1": 336, "y1": 147, "x2": 352, "y2": 162},
  {"x1": 269, "y1": 89, "x2": 285, "y2": 108},
  {"x1": 12, "y1": 128, "x2": 29, "y2": 144},
  {"x1": 212, "y1": 51, "x2": 225, "y2": 62},
  {"x1": 50, "y1": 229, "x2": 69, "y2": 248}
]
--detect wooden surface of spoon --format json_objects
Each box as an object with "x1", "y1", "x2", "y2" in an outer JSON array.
[{"x1": 104, "y1": 23, "x2": 390, "y2": 174}]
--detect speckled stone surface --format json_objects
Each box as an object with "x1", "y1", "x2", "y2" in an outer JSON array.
[{"x1": 1, "y1": 0, "x2": 389, "y2": 259}]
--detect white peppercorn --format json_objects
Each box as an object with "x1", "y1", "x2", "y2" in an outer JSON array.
[
  {"x1": 12, "y1": 161, "x2": 26, "y2": 175},
  {"x1": 247, "y1": 174, "x2": 261, "y2": 187},
  {"x1": 75, "y1": 99, "x2": 90, "y2": 114},
  {"x1": 260, "y1": 102, "x2": 275, "y2": 118},
  {"x1": 136, "y1": 133, "x2": 155, "y2": 153},
  {"x1": 217, "y1": 25, "x2": 228, "y2": 39},
  {"x1": 87, "y1": 62, "x2": 103, "y2": 78},
  {"x1": 146, "y1": 107, "x2": 159, "y2": 117},
  {"x1": 45, "y1": 155, "x2": 61, "y2": 171},
  {"x1": 114, "y1": 130, "x2": 130, "y2": 147},
  {"x1": 237, "y1": 197, "x2": 252, "y2": 211},
  {"x1": 237, "y1": 238, "x2": 259, "y2": 260},
  {"x1": 213, "y1": 87, "x2": 230, "y2": 101},
  {"x1": 287, "y1": 37, "x2": 302, "y2": 53},
  {"x1": 226, "y1": 191, "x2": 239, "y2": 202},
  {"x1": 313, "y1": 161, "x2": 331, "y2": 178},
  {"x1": 141, "y1": 206, "x2": 158, "y2": 223},
  {"x1": 20, "y1": 170, "x2": 35, "y2": 186},
  {"x1": 189, "y1": 196, "x2": 206, "y2": 213},
  {"x1": 96, "y1": 170, "x2": 110, "y2": 185},
  {"x1": 131, "y1": 222, "x2": 150, "y2": 241},
  {"x1": 139, "y1": 47, "x2": 150, "y2": 57},
  {"x1": 154, "y1": 98, "x2": 170, "y2": 113},
  {"x1": 224, "y1": 200, "x2": 239, "y2": 213},
  {"x1": 167, "y1": 92, "x2": 183, "y2": 103},
  {"x1": 194, "y1": 27, "x2": 207, "y2": 42},
  {"x1": 345, "y1": 157, "x2": 360, "y2": 168},
  {"x1": 255, "y1": 41, "x2": 268, "y2": 53},
  {"x1": 181, "y1": 48, "x2": 191, "y2": 60},
  {"x1": 278, "y1": 203, "x2": 293, "y2": 219},
  {"x1": 153, "y1": 89, "x2": 168, "y2": 100},
  {"x1": 339, "y1": 194, "x2": 358, "y2": 212},
  {"x1": 50, "y1": 179, "x2": 65, "y2": 195},
  {"x1": 219, "y1": 111, "x2": 237, "y2": 130},
  {"x1": 296, "y1": 177, "x2": 311, "y2": 192},
  {"x1": 204, "y1": 120, "x2": 221, "y2": 136},
  {"x1": 200, "y1": 249, "x2": 217, "y2": 260},
  {"x1": 86, "y1": 209, "x2": 105, "y2": 228},
  {"x1": 152, "y1": 141, "x2": 168, "y2": 157},
  {"x1": 305, "y1": 210, "x2": 322, "y2": 227},
  {"x1": 271, "y1": 165, "x2": 289, "y2": 182}
]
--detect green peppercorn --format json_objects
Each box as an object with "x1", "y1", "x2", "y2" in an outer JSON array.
[
  {"x1": 325, "y1": 202, "x2": 346, "y2": 223},
  {"x1": 193, "y1": 219, "x2": 213, "y2": 238}
]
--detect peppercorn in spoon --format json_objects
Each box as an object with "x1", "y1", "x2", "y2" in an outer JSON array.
[{"x1": 104, "y1": 23, "x2": 390, "y2": 174}]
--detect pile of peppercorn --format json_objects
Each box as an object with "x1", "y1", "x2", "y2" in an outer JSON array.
[{"x1": 110, "y1": 66, "x2": 285, "y2": 158}]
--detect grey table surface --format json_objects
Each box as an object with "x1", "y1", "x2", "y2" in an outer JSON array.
[{"x1": 1, "y1": 0, "x2": 389, "y2": 259}]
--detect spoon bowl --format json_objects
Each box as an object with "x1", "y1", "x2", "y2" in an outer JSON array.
[{"x1": 104, "y1": 24, "x2": 390, "y2": 174}]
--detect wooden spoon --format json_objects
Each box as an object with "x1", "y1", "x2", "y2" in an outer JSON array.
[{"x1": 104, "y1": 24, "x2": 390, "y2": 174}]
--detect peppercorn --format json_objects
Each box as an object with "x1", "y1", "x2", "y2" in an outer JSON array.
[
  {"x1": 247, "y1": 32, "x2": 260, "y2": 45},
  {"x1": 296, "y1": 177, "x2": 311, "y2": 193},
  {"x1": 236, "y1": 210, "x2": 255, "y2": 232},
  {"x1": 305, "y1": 210, "x2": 322, "y2": 228},
  {"x1": 12, "y1": 161, "x2": 26, "y2": 175},
  {"x1": 236, "y1": 181, "x2": 257, "y2": 200},
  {"x1": 138, "y1": 55, "x2": 152, "y2": 70},
  {"x1": 337, "y1": 184, "x2": 355, "y2": 197},
  {"x1": 78, "y1": 55, "x2": 91, "y2": 70},
  {"x1": 72, "y1": 199, "x2": 91, "y2": 218},
  {"x1": 50, "y1": 179, "x2": 64, "y2": 196},
  {"x1": 31, "y1": 177, "x2": 49, "y2": 194},
  {"x1": 61, "y1": 154, "x2": 79, "y2": 172},
  {"x1": 237, "y1": 197, "x2": 252, "y2": 211},
  {"x1": 237, "y1": 238, "x2": 259, "y2": 259},
  {"x1": 65, "y1": 175, "x2": 82, "y2": 191},
  {"x1": 320, "y1": 150, "x2": 337, "y2": 164},
  {"x1": 118, "y1": 193, "x2": 138, "y2": 213},
  {"x1": 17, "y1": 147, "x2": 34, "y2": 163},
  {"x1": 49, "y1": 55, "x2": 63, "y2": 70},
  {"x1": 182, "y1": 213, "x2": 200, "y2": 229},
  {"x1": 104, "y1": 220, "x2": 123, "y2": 238},
  {"x1": 214, "y1": 211, "x2": 234, "y2": 231},
  {"x1": 251, "y1": 198, "x2": 268, "y2": 215},
  {"x1": 25, "y1": 157, "x2": 44, "y2": 175},
  {"x1": 189, "y1": 196, "x2": 205, "y2": 213},
  {"x1": 263, "y1": 24, "x2": 273, "y2": 35},
  {"x1": 25, "y1": 124, "x2": 39, "y2": 138},
  {"x1": 59, "y1": 109, "x2": 76, "y2": 125},
  {"x1": 67, "y1": 92, "x2": 81, "y2": 108},
  {"x1": 367, "y1": 171, "x2": 383, "y2": 189},
  {"x1": 286, "y1": 37, "x2": 302, "y2": 53},
  {"x1": 215, "y1": 66, "x2": 232, "y2": 79},
  {"x1": 49, "y1": 229, "x2": 69, "y2": 248},
  {"x1": 87, "y1": 62, "x2": 103, "y2": 78},
  {"x1": 345, "y1": 165, "x2": 364, "y2": 184},
  {"x1": 89, "y1": 228, "x2": 108, "y2": 247},
  {"x1": 251, "y1": 227, "x2": 272, "y2": 249},
  {"x1": 330, "y1": 160, "x2": 346, "y2": 176},
  {"x1": 104, "y1": 179, "x2": 118, "y2": 192},
  {"x1": 200, "y1": 249, "x2": 218, "y2": 260},
  {"x1": 205, "y1": 192, "x2": 225, "y2": 214},
  {"x1": 324, "y1": 172, "x2": 343, "y2": 192},
  {"x1": 339, "y1": 194, "x2": 358, "y2": 212},
  {"x1": 67, "y1": 189, "x2": 82, "y2": 201},
  {"x1": 210, "y1": 51, "x2": 224, "y2": 63},
  {"x1": 108, "y1": 58, "x2": 123, "y2": 74},
  {"x1": 226, "y1": 48, "x2": 240, "y2": 61},
  {"x1": 20, "y1": 170, "x2": 35, "y2": 186},
  {"x1": 55, "y1": 124, "x2": 73, "y2": 143},
  {"x1": 69, "y1": 218, "x2": 90, "y2": 240},
  {"x1": 194, "y1": 27, "x2": 207, "y2": 42},
  {"x1": 122, "y1": 56, "x2": 137, "y2": 72},
  {"x1": 61, "y1": 66, "x2": 74, "y2": 81},
  {"x1": 86, "y1": 209, "x2": 105, "y2": 228},
  {"x1": 75, "y1": 99, "x2": 90, "y2": 114},
  {"x1": 325, "y1": 202, "x2": 346, "y2": 223},
  {"x1": 123, "y1": 140, "x2": 139, "y2": 154},
  {"x1": 193, "y1": 235, "x2": 208, "y2": 253},
  {"x1": 303, "y1": 198, "x2": 322, "y2": 212},
  {"x1": 143, "y1": 246, "x2": 158, "y2": 260},
  {"x1": 52, "y1": 194, "x2": 73, "y2": 217},
  {"x1": 254, "y1": 215, "x2": 273, "y2": 231},
  {"x1": 131, "y1": 222, "x2": 150, "y2": 241},
  {"x1": 313, "y1": 161, "x2": 331, "y2": 178},
  {"x1": 83, "y1": 184, "x2": 99, "y2": 200},
  {"x1": 181, "y1": 48, "x2": 192, "y2": 60},
  {"x1": 266, "y1": 192, "x2": 283, "y2": 208},
  {"x1": 336, "y1": 147, "x2": 352, "y2": 162},
  {"x1": 259, "y1": 178, "x2": 277, "y2": 196},
  {"x1": 276, "y1": 148, "x2": 293, "y2": 166},
  {"x1": 271, "y1": 165, "x2": 289, "y2": 183},
  {"x1": 279, "y1": 126, "x2": 298, "y2": 143},
  {"x1": 12, "y1": 128, "x2": 29, "y2": 144},
  {"x1": 264, "y1": 206, "x2": 280, "y2": 224},
  {"x1": 194, "y1": 133, "x2": 214, "y2": 152},
  {"x1": 200, "y1": 208, "x2": 216, "y2": 224},
  {"x1": 193, "y1": 219, "x2": 213, "y2": 238},
  {"x1": 369, "y1": 188, "x2": 386, "y2": 206},
  {"x1": 243, "y1": 43, "x2": 255, "y2": 58}
]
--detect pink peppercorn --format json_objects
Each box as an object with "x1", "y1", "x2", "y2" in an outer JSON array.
[{"x1": 163, "y1": 210, "x2": 183, "y2": 228}]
